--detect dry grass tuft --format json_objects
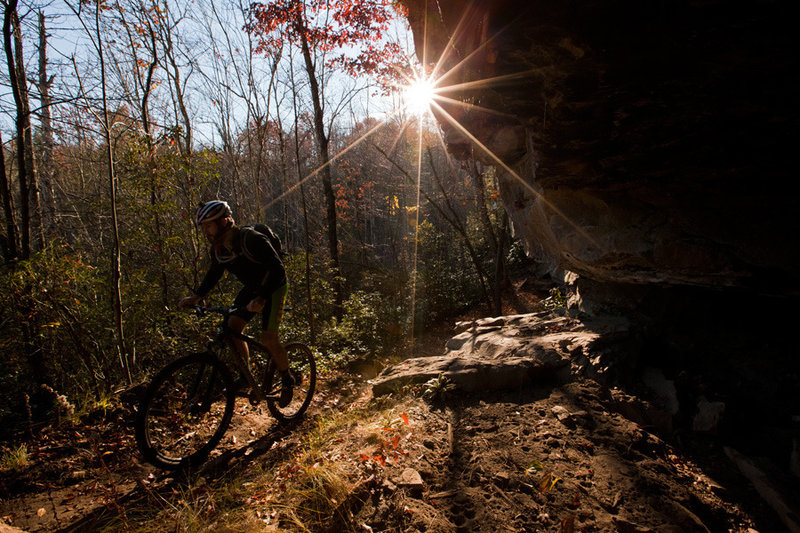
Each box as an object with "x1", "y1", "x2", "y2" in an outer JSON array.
[{"x1": 0, "y1": 444, "x2": 30, "y2": 472}]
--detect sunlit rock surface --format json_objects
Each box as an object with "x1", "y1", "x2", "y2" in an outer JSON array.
[
  {"x1": 401, "y1": 0, "x2": 797, "y2": 294},
  {"x1": 370, "y1": 312, "x2": 630, "y2": 396}
]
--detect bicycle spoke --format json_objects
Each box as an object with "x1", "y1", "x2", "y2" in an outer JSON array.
[
  {"x1": 265, "y1": 343, "x2": 316, "y2": 422},
  {"x1": 136, "y1": 354, "x2": 234, "y2": 469}
]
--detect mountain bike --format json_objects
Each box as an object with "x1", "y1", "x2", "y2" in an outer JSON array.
[{"x1": 134, "y1": 306, "x2": 316, "y2": 470}]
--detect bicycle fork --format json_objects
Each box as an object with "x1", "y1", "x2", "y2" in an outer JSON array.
[
  {"x1": 184, "y1": 361, "x2": 219, "y2": 415},
  {"x1": 230, "y1": 349, "x2": 265, "y2": 404}
]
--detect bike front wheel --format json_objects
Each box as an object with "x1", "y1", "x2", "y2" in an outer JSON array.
[
  {"x1": 265, "y1": 342, "x2": 316, "y2": 422},
  {"x1": 135, "y1": 352, "x2": 235, "y2": 470}
]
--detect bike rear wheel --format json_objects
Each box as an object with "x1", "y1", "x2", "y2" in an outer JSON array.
[
  {"x1": 265, "y1": 342, "x2": 316, "y2": 422},
  {"x1": 135, "y1": 352, "x2": 235, "y2": 470}
]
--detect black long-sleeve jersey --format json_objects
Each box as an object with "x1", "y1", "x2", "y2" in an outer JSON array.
[{"x1": 194, "y1": 226, "x2": 286, "y2": 299}]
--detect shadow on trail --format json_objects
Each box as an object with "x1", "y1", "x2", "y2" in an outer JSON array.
[
  {"x1": 428, "y1": 383, "x2": 555, "y2": 531},
  {"x1": 427, "y1": 380, "x2": 782, "y2": 532},
  {"x1": 199, "y1": 418, "x2": 300, "y2": 478},
  {"x1": 53, "y1": 415, "x2": 308, "y2": 533}
]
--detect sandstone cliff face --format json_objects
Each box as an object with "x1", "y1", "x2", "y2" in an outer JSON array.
[{"x1": 402, "y1": 0, "x2": 797, "y2": 296}]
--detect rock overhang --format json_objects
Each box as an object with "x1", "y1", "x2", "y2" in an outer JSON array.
[{"x1": 400, "y1": 0, "x2": 798, "y2": 296}]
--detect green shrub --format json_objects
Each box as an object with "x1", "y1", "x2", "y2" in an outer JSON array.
[{"x1": 415, "y1": 220, "x2": 482, "y2": 324}]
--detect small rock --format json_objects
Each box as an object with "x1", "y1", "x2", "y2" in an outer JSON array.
[
  {"x1": 572, "y1": 410, "x2": 595, "y2": 428},
  {"x1": 551, "y1": 405, "x2": 576, "y2": 428},
  {"x1": 381, "y1": 479, "x2": 398, "y2": 493},
  {"x1": 545, "y1": 437, "x2": 561, "y2": 448},
  {"x1": 572, "y1": 409, "x2": 589, "y2": 418},
  {"x1": 395, "y1": 468, "x2": 424, "y2": 492}
]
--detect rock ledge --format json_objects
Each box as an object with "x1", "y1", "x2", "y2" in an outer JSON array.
[{"x1": 371, "y1": 311, "x2": 629, "y2": 396}]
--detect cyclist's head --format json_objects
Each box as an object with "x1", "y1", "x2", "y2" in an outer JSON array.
[{"x1": 195, "y1": 200, "x2": 232, "y2": 226}]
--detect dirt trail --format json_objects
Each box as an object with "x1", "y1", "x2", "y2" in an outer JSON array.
[
  {"x1": 0, "y1": 340, "x2": 793, "y2": 532},
  {"x1": 346, "y1": 381, "x2": 773, "y2": 532}
]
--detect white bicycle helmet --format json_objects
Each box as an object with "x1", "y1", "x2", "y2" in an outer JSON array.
[{"x1": 195, "y1": 200, "x2": 231, "y2": 225}]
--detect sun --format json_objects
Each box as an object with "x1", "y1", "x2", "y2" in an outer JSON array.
[{"x1": 403, "y1": 77, "x2": 436, "y2": 116}]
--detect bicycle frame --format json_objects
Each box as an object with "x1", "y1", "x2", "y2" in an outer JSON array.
[
  {"x1": 197, "y1": 306, "x2": 281, "y2": 398},
  {"x1": 200, "y1": 306, "x2": 273, "y2": 358}
]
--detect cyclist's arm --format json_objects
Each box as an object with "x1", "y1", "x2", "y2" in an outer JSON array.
[{"x1": 194, "y1": 261, "x2": 225, "y2": 299}]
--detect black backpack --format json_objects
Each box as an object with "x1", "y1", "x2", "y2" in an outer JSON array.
[{"x1": 241, "y1": 223, "x2": 285, "y2": 260}]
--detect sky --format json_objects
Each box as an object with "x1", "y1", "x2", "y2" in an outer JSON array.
[{"x1": 0, "y1": 0, "x2": 418, "y2": 148}]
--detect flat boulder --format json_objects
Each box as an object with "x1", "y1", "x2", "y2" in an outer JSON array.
[
  {"x1": 0, "y1": 520, "x2": 27, "y2": 533},
  {"x1": 371, "y1": 311, "x2": 629, "y2": 396}
]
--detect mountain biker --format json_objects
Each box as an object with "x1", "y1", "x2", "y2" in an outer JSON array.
[{"x1": 178, "y1": 200, "x2": 293, "y2": 407}]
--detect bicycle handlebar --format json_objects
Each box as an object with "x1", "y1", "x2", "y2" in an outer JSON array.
[
  {"x1": 193, "y1": 305, "x2": 238, "y2": 316},
  {"x1": 190, "y1": 304, "x2": 291, "y2": 316}
]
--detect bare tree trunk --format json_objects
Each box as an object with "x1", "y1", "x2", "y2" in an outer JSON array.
[
  {"x1": 120, "y1": 2, "x2": 168, "y2": 306},
  {"x1": 289, "y1": 59, "x2": 316, "y2": 343},
  {"x1": 426, "y1": 148, "x2": 493, "y2": 311},
  {"x1": 273, "y1": 86, "x2": 291, "y2": 248},
  {"x1": 375, "y1": 144, "x2": 494, "y2": 311},
  {"x1": 0, "y1": 130, "x2": 19, "y2": 260},
  {"x1": 469, "y1": 159, "x2": 505, "y2": 314},
  {"x1": 155, "y1": 0, "x2": 192, "y2": 155},
  {"x1": 139, "y1": 31, "x2": 170, "y2": 307},
  {"x1": 494, "y1": 212, "x2": 509, "y2": 314},
  {"x1": 469, "y1": 159, "x2": 497, "y2": 252},
  {"x1": 2, "y1": 4, "x2": 50, "y2": 383},
  {"x1": 4, "y1": 0, "x2": 30, "y2": 258},
  {"x1": 11, "y1": 8, "x2": 43, "y2": 251},
  {"x1": 295, "y1": 10, "x2": 342, "y2": 318},
  {"x1": 95, "y1": 2, "x2": 131, "y2": 383},
  {"x1": 37, "y1": 11, "x2": 56, "y2": 235},
  {"x1": 164, "y1": 42, "x2": 192, "y2": 155}
]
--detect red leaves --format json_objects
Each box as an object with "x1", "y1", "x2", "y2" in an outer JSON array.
[
  {"x1": 359, "y1": 413, "x2": 411, "y2": 466},
  {"x1": 247, "y1": 0, "x2": 406, "y2": 83}
]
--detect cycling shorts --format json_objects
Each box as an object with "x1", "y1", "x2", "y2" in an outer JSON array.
[{"x1": 231, "y1": 283, "x2": 288, "y2": 333}]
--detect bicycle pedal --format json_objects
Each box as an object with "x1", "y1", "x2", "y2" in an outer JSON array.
[{"x1": 248, "y1": 390, "x2": 265, "y2": 406}]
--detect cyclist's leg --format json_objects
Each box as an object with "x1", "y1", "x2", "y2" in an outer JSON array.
[
  {"x1": 261, "y1": 284, "x2": 293, "y2": 406},
  {"x1": 229, "y1": 289, "x2": 262, "y2": 399},
  {"x1": 261, "y1": 284, "x2": 295, "y2": 407},
  {"x1": 261, "y1": 284, "x2": 289, "y2": 371}
]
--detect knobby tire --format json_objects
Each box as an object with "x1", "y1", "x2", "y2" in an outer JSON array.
[
  {"x1": 135, "y1": 352, "x2": 235, "y2": 470},
  {"x1": 265, "y1": 342, "x2": 316, "y2": 422}
]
